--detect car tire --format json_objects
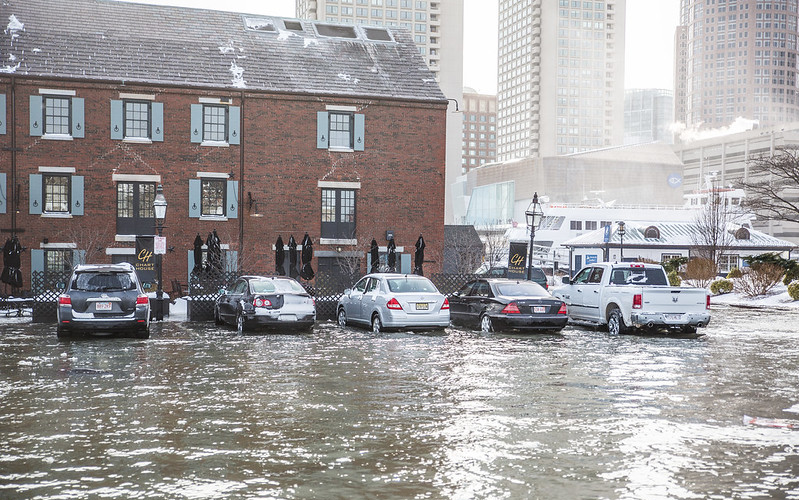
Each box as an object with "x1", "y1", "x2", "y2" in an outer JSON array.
[
  {"x1": 133, "y1": 327, "x2": 150, "y2": 339},
  {"x1": 607, "y1": 307, "x2": 628, "y2": 335},
  {"x1": 480, "y1": 314, "x2": 494, "y2": 333},
  {"x1": 236, "y1": 311, "x2": 246, "y2": 334},
  {"x1": 371, "y1": 314, "x2": 382, "y2": 334},
  {"x1": 681, "y1": 325, "x2": 698, "y2": 334},
  {"x1": 56, "y1": 327, "x2": 70, "y2": 339},
  {"x1": 337, "y1": 308, "x2": 347, "y2": 327},
  {"x1": 214, "y1": 306, "x2": 224, "y2": 325}
]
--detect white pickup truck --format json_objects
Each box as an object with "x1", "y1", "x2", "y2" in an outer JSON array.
[{"x1": 552, "y1": 262, "x2": 711, "y2": 335}]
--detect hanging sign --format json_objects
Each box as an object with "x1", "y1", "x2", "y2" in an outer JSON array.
[{"x1": 507, "y1": 242, "x2": 528, "y2": 279}]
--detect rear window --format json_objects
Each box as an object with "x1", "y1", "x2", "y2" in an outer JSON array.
[
  {"x1": 609, "y1": 268, "x2": 668, "y2": 286},
  {"x1": 250, "y1": 279, "x2": 305, "y2": 294},
  {"x1": 387, "y1": 278, "x2": 438, "y2": 293},
  {"x1": 494, "y1": 282, "x2": 549, "y2": 297},
  {"x1": 530, "y1": 268, "x2": 546, "y2": 280},
  {"x1": 73, "y1": 272, "x2": 136, "y2": 292}
]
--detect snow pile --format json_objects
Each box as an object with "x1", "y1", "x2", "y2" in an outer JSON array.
[
  {"x1": 710, "y1": 283, "x2": 799, "y2": 309},
  {"x1": 2, "y1": 14, "x2": 23, "y2": 73},
  {"x1": 229, "y1": 61, "x2": 246, "y2": 88}
]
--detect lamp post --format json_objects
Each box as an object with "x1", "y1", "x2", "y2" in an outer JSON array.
[
  {"x1": 617, "y1": 221, "x2": 626, "y2": 262},
  {"x1": 525, "y1": 192, "x2": 544, "y2": 281},
  {"x1": 153, "y1": 185, "x2": 168, "y2": 321}
]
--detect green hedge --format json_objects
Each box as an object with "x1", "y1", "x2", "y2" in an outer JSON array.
[
  {"x1": 710, "y1": 279, "x2": 734, "y2": 295},
  {"x1": 667, "y1": 270, "x2": 682, "y2": 287},
  {"x1": 789, "y1": 281, "x2": 799, "y2": 301}
]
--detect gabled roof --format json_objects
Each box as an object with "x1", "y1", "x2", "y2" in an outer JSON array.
[
  {"x1": 0, "y1": 0, "x2": 445, "y2": 102},
  {"x1": 563, "y1": 221, "x2": 797, "y2": 251}
]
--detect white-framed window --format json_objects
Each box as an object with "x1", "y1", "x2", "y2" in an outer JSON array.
[
  {"x1": 29, "y1": 90, "x2": 84, "y2": 139},
  {"x1": 718, "y1": 254, "x2": 739, "y2": 274},
  {"x1": 110, "y1": 94, "x2": 163, "y2": 142},
  {"x1": 29, "y1": 168, "x2": 84, "y2": 217},
  {"x1": 317, "y1": 107, "x2": 365, "y2": 151},
  {"x1": 190, "y1": 101, "x2": 241, "y2": 145},
  {"x1": 188, "y1": 173, "x2": 238, "y2": 219}
]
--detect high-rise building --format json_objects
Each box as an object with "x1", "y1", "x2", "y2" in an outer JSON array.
[
  {"x1": 297, "y1": 0, "x2": 464, "y2": 222},
  {"x1": 624, "y1": 89, "x2": 674, "y2": 145},
  {"x1": 674, "y1": 0, "x2": 799, "y2": 131},
  {"x1": 496, "y1": 1, "x2": 626, "y2": 160},
  {"x1": 461, "y1": 89, "x2": 497, "y2": 172}
]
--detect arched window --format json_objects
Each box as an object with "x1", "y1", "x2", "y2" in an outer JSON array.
[
  {"x1": 735, "y1": 227, "x2": 750, "y2": 240},
  {"x1": 644, "y1": 226, "x2": 661, "y2": 239}
]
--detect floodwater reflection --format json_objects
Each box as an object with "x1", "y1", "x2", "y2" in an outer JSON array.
[{"x1": 1, "y1": 305, "x2": 798, "y2": 499}]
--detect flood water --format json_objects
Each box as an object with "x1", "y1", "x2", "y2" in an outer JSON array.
[{"x1": 2, "y1": 305, "x2": 799, "y2": 499}]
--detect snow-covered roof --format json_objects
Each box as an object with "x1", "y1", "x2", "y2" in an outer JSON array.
[
  {"x1": 562, "y1": 221, "x2": 797, "y2": 251},
  {"x1": 1, "y1": 0, "x2": 445, "y2": 102}
]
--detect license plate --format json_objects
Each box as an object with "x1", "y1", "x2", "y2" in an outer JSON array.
[
  {"x1": 533, "y1": 306, "x2": 546, "y2": 313},
  {"x1": 415, "y1": 303, "x2": 429, "y2": 310},
  {"x1": 665, "y1": 313, "x2": 683, "y2": 321},
  {"x1": 96, "y1": 302, "x2": 112, "y2": 311},
  {"x1": 279, "y1": 314, "x2": 297, "y2": 322}
]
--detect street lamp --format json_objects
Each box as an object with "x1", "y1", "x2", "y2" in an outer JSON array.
[
  {"x1": 617, "y1": 221, "x2": 626, "y2": 262},
  {"x1": 153, "y1": 185, "x2": 168, "y2": 321},
  {"x1": 525, "y1": 192, "x2": 544, "y2": 281}
]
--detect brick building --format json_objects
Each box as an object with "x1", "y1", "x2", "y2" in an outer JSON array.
[{"x1": 0, "y1": 0, "x2": 447, "y2": 293}]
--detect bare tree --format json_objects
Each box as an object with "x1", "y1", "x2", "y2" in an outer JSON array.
[
  {"x1": 690, "y1": 186, "x2": 736, "y2": 273},
  {"x1": 739, "y1": 146, "x2": 799, "y2": 224},
  {"x1": 56, "y1": 224, "x2": 114, "y2": 265},
  {"x1": 442, "y1": 225, "x2": 484, "y2": 274},
  {"x1": 479, "y1": 225, "x2": 508, "y2": 271}
]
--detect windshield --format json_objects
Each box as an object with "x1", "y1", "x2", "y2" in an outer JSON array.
[
  {"x1": 73, "y1": 272, "x2": 136, "y2": 292},
  {"x1": 387, "y1": 278, "x2": 438, "y2": 294},
  {"x1": 495, "y1": 282, "x2": 549, "y2": 297},
  {"x1": 250, "y1": 279, "x2": 305, "y2": 294},
  {"x1": 609, "y1": 268, "x2": 668, "y2": 286}
]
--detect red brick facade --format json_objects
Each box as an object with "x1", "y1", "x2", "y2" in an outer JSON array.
[{"x1": 0, "y1": 77, "x2": 447, "y2": 291}]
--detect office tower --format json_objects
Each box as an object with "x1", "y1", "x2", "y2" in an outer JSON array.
[
  {"x1": 675, "y1": 0, "x2": 799, "y2": 130},
  {"x1": 462, "y1": 89, "x2": 497, "y2": 172},
  {"x1": 298, "y1": 0, "x2": 464, "y2": 222},
  {"x1": 624, "y1": 89, "x2": 674, "y2": 145},
  {"x1": 497, "y1": 1, "x2": 626, "y2": 160}
]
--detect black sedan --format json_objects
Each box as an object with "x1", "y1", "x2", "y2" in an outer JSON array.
[
  {"x1": 449, "y1": 278, "x2": 568, "y2": 333},
  {"x1": 214, "y1": 276, "x2": 316, "y2": 333}
]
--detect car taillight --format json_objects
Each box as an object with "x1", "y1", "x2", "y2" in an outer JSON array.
[
  {"x1": 706, "y1": 294, "x2": 711, "y2": 310},
  {"x1": 501, "y1": 302, "x2": 521, "y2": 314},
  {"x1": 136, "y1": 295, "x2": 149, "y2": 305},
  {"x1": 441, "y1": 298, "x2": 450, "y2": 310},
  {"x1": 387, "y1": 298, "x2": 403, "y2": 310},
  {"x1": 254, "y1": 297, "x2": 272, "y2": 308},
  {"x1": 632, "y1": 294, "x2": 643, "y2": 309},
  {"x1": 558, "y1": 303, "x2": 567, "y2": 315},
  {"x1": 58, "y1": 295, "x2": 71, "y2": 306}
]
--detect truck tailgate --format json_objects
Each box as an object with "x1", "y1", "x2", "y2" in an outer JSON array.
[{"x1": 641, "y1": 288, "x2": 707, "y2": 313}]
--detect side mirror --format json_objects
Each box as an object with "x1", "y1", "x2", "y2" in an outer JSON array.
[{"x1": 561, "y1": 276, "x2": 571, "y2": 285}]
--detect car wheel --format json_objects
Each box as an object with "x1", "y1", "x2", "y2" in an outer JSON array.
[
  {"x1": 607, "y1": 307, "x2": 628, "y2": 335},
  {"x1": 56, "y1": 327, "x2": 70, "y2": 339},
  {"x1": 681, "y1": 325, "x2": 698, "y2": 334},
  {"x1": 371, "y1": 314, "x2": 382, "y2": 334},
  {"x1": 214, "y1": 306, "x2": 224, "y2": 325},
  {"x1": 337, "y1": 308, "x2": 347, "y2": 327},
  {"x1": 236, "y1": 311, "x2": 246, "y2": 334},
  {"x1": 133, "y1": 327, "x2": 150, "y2": 339},
  {"x1": 480, "y1": 314, "x2": 494, "y2": 333}
]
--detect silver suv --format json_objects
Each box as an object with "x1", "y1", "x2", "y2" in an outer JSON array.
[{"x1": 57, "y1": 263, "x2": 150, "y2": 339}]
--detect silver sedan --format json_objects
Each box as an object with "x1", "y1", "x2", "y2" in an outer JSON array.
[{"x1": 336, "y1": 273, "x2": 450, "y2": 333}]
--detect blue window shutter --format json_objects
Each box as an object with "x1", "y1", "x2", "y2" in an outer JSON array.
[
  {"x1": 0, "y1": 94, "x2": 6, "y2": 135},
  {"x1": 31, "y1": 250, "x2": 44, "y2": 284},
  {"x1": 190, "y1": 104, "x2": 203, "y2": 143},
  {"x1": 29, "y1": 174, "x2": 42, "y2": 214},
  {"x1": 228, "y1": 106, "x2": 241, "y2": 145},
  {"x1": 73, "y1": 250, "x2": 86, "y2": 267},
  {"x1": 317, "y1": 111, "x2": 328, "y2": 149},
  {"x1": 354, "y1": 113, "x2": 365, "y2": 151},
  {"x1": 188, "y1": 179, "x2": 201, "y2": 218},
  {"x1": 226, "y1": 180, "x2": 238, "y2": 219},
  {"x1": 401, "y1": 253, "x2": 411, "y2": 274},
  {"x1": 30, "y1": 95, "x2": 43, "y2": 136},
  {"x1": 72, "y1": 97, "x2": 85, "y2": 138},
  {"x1": 110, "y1": 100, "x2": 123, "y2": 139},
  {"x1": 225, "y1": 250, "x2": 238, "y2": 273},
  {"x1": 188, "y1": 250, "x2": 194, "y2": 280},
  {"x1": 0, "y1": 173, "x2": 6, "y2": 214},
  {"x1": 71, "y1": 175, "x2": 84, "y2": 216},
  {"x1": 151, "y1": 102, "x2": 164, "y2": 141}
]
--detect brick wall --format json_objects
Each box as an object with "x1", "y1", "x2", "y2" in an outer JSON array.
[{"x1": 0, "y1": 77, "x2": 447, "y2": 290}]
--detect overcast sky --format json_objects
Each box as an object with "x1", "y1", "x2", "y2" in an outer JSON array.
[{"x1": 123, "y1": 0, "x2": 680, "y2": 94}]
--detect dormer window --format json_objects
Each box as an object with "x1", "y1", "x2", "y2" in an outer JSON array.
[{"x1": 644, "y1": 226, "x2": 661, "y2": 239}]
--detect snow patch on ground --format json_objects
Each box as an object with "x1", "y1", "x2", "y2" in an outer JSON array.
[{"x1": 710, "y1": 284, "x2": 799, "y2": 309}]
